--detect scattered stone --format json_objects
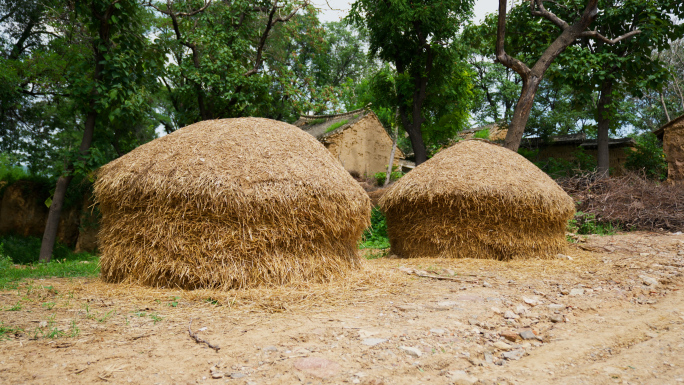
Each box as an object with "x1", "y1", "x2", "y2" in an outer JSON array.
[
  {"x1": 483, "y1": 281, "x2": 492, "y2": 288},
  {"x1": 229, "y1": 373, "x2": 246, "y2": 379},
  {"x1": 523, "y1": 297, "x2": 541, "y2": 306},
  {"x1": 640, "y1": 275, "x2": 659, "y2": 286},
  {"x1": 362, "y1": 338, "x2": 388, "y2": 346},
  {"x1": 603, "y1": 246, "x2": 615, "y2": 252},
  {"x1": 263, "y1": 346, "x2": 278, "y2": 352},
  {"x1": 491, "y1": 306, "x2": 502, "y2": 314},
  {"x1": 399, "y1": 346, "x2": 422, "y2": 357},
  {"x1": 549, "y1": 314, "x2": 564, "y2": 323},
  {"x1": 493, "y1": 341, "x2": 513, "y2": 351},
  {"x1": 500, "y1": 331, "x2": 521, "y2": 342},
  {"x1": 447, "y1": 370, "x2": 479, "y2": 385},
  {"x1": 293, "y1": 357, "x2": 341, "y2": 379},
  {"x1": 519, "y1": 330, "x2": 538, "y2": 340},
  {"x1": 504, "y1": 311, "x2": 519, "y2": 319},
  {"x1": 515, "y1": 305, "x2": 528, "y2": 315},
  {"x1": 484, "y1": 352, "x2": 494, "y2": 364},
  {"x1": 396, "y1": 304, "x2": 421, "y2": 312},
  {"x1": 429, "y1": 328, "x2": 446, "y2": 335},
  {"x1": 437, "y1": 301, "x2": 458, "y2": 308},
  {"x1": 211, "y1": 372, "x2": 224, "y2": 379},
  {"x1": 456, "y1": 295, "x2": 483, "y2": 302},
  {"x1": 502, "y1": 349, "x2": 524, "y2": 361},
  {"x1": 569, "y1": 288, "x2": 584, "y2": 296},
  {"x1": 548, "y1": 304, "x2": 565, "y2": 311},
  {"x1": 560, "y1": 288, "x2": 570, "y2": 295},
  {"x1": 556, "y1": 254, "x2": 573, "y2": 260}
]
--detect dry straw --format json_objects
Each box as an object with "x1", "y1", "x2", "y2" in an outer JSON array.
[
  {"x1": 380, "y1": 139, "x2": 575, "y2": 260},
  {"x1": 94, "y1": 118, "x2": 371, "y2": 289}
]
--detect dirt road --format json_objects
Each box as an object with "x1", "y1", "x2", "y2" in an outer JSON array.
[{"x1": 1, "y1": 232, "x2": 683, "y2": 385}]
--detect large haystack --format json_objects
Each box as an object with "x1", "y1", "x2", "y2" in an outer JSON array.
[
  {"x1": 379, "y1": 140, "x2": 575, "y2": 260},
  {"x1": 95, "y1": 118, "x2": 371, "y2": 289}
]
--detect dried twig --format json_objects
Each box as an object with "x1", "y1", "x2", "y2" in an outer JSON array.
[
  {"x1": 188, "y1": 319, "x2": 220, "y2": 352},
  {"x1": 396, "y1": 267, "x2": 479, "y2": 283}
]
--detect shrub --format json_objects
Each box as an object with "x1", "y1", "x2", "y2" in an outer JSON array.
[
  {"x1": 625, "y1": 132, "x2": 667, "y2": 180},
  {"x1": 567, "y1": 211, "x2": 619, "y2": 235},
  {"x1": 374, "y1": 165, "x2": 403, "y2": 186},
  {"x1": 360, "y1": 207, "x2": 390, "y2": 249}
]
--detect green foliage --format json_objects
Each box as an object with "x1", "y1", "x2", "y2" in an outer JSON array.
[
  {"x1": 473, "y1": 128, "x2": 490, "y2": 139},
  {"x1": 360, "y1": 207, "x2": 390, "y2": 250},
  {"x1": 0, "y1": 235, "x2": 98, "y2": 290},
  {"x1": 326, "y1": 119, "x2": 348, "y2": 133},
  {"x1": 567, "y1": 211, "x2": 619, "y2": 236},
  {"x1": 625, "y1": 133, "x2": 667, "y2": 180},
  {"x1": 373, "y1": 166, "x2": 403, "y2": 186},
  {"x1": 0, "y1": 234, "x2": 84, "y2": 265},
  {"x1": 522, "y1": 147, "x2": 597, "y2": 179},
  {"x1": 347, "y1": 0, "x2": 475, "y2": 160}
]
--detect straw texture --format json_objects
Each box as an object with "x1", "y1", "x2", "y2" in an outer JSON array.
[
  {"x1": 94, "y1": 118, "x2": 371, "y2": 289},
  {"x1": 379, "y1": 139, "x2": 575, "y2": 260}
]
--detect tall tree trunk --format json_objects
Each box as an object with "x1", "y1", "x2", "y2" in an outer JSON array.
[
  {"x1": 398, "y1": 106, "x2": 427, "y2": 165},
  {"x1": 503, "y1": 76, "x2": 542, "y2": 151},
  {"x1": 39, "y1": 0, "x2": 112, "y2": 262},
  {"x1": 39, "y1": 109, "x2": 97, "y2": 262},
  {"x1": 596, "y1": 79, "x2": 613, "y2": 177}
]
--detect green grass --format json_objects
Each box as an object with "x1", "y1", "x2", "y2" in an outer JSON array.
[
  {"x1": 304, "y1": 118, "x2": 327, "y2": 126},
  {"x1": 325, "y1": 119, "x2": 348, "y2": 133},
  {"x1": 0, "y1": 322, "x2": 22, "y2": 340},
  {"x1": 567, "y1": 211, "x2": 620, "y2": 236},
  {"x1": 473, "y1": 128, "x2": 490, "y2": 139},
  {"x1": 0, "y1": 237, "x2": 99, "y2": 291}
]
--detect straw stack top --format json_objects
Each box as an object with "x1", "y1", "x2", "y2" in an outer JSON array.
[
  {"x1": 95, "y1": 118, "x2": 369, "y2": 210},
  {"x1": 380, "y1": 139, "x2": 574, "y2": 216}
]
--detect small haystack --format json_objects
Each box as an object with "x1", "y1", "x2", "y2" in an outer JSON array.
[
  {"x1": 95, "y1": 118, "x2": 371, "y2": 289},
  {"x1": 379, "y1": 140, "x2": 575, "y2": 260}
]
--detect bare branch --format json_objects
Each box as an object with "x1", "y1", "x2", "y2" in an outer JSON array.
[
  {"x1": 530, "y1": 0, "x2": 569, "y2": 30},
  {"x1": 244, "y1": 0, "x2": 309, "y2": 77},
  {"x1": 579, "y1": 29, "x2": 641, "y2": 44},
  {"x1": 496, "y1": 0, "x2": 531, "y2": 80}
]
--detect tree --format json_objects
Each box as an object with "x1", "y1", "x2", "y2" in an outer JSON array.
[
  {"x1": 495, "y1": 0, "x2": 641, "y2": 153},
  {"x1": 348, "y1": 0, "x2": 474, "y2": 165},
  {"x1": 39, "y1": 0, "x2": 161, "y2": 262},
  {"x1": 148, "y1": 0, "x2": 310, "y2": 129}
]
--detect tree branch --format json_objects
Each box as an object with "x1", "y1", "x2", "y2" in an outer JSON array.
[
  {"x1": 496, "y1": 0, "x2": 531, "y2": 80},
  {"x1": 579, "y1": 29, "x2": 641, "y2": 44},
  {"x1": 530, "y1": 0, "x2": 569, "y2": 30},
  {"x1": 146, "y1": 0, "x2": 211, "y2": 17},
  {"x1": 243, "y1": 0, "x2": 308, "y2": 77}
]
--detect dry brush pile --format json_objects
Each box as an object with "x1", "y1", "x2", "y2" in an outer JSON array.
[{"x1": 558, "y1": 172, "x2": 684, "y2": 232}]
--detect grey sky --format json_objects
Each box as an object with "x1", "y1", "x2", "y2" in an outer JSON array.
[{"x1": 313, "y1": 0, "x2": 498, "y2": 23}]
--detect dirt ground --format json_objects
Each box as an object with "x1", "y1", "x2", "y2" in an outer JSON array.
[{"x1": 2, "y1": 231, "x2": 684, "y2": 385}]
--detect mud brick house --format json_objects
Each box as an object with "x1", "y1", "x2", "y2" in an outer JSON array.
[
  {"x1": 654, "y1": 114, "x2": 684, "y2": 184},
  {"x1": 295, "y1": 108, "x2": 404, "y2": 176}
]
